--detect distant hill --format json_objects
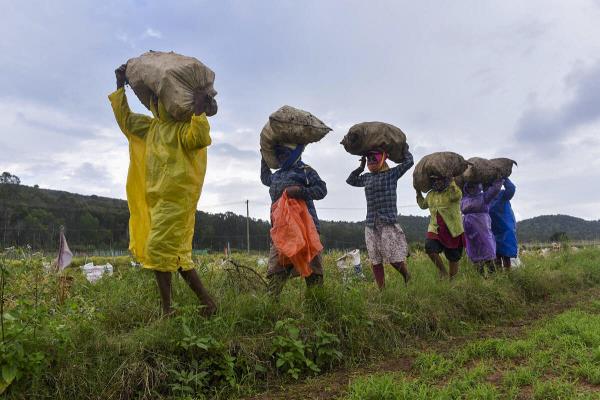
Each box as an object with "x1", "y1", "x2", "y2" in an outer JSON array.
[
  {"x1": 1, "y1": 183, "x2": 597, "y2": 251},
  {"x1": 517, "y1": 214, "x2": 600, "y2": 243}
]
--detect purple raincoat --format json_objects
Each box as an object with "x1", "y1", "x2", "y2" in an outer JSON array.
[{"x1": 461, "y1": 180, "x2": 503, "y2": 263}]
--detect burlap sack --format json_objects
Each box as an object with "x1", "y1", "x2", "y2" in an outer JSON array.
[
  {"x1": 413, "y1": 152, "x2": 469, "y2": 193},
  {"x1": 260, "y1": 106, "x2": 331, "y2": 169},
  {"x1": 490, "y1": 158, "x2": 517, "y2": 178},
  {"x1": 340, "y1": 122, "x2": 408, "y2": 163},
  {"x1": 462, "y1": 157, "x2": 502, "y2": 185},
  {"x1": 126, "y1": 51, "x2": 216, "y2": 121}
]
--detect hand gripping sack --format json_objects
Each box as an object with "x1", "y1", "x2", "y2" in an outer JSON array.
[
  {"x1": 126, "y1": 51, "x2": 216, "y2": 121},
  {"x1": 270, "y1": 192, "x2": 323, "y2": 277},
  {"x1": 340, "y1": 122, "x2": 408, "y2": 162},
  {"x1": 260, "y1": 106, "x2": 331, "y2": 169},
  {"x1": 413, "y1": 152, "x2": 469, "y2": 193}
]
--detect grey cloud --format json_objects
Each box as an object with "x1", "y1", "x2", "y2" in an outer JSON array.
[
  {"x1": 516, "y1": 62, "x2": 600, "y2": 143},
  {"x1": 2, "y1": 1, "x2": 600, "y2": 220},
  {"x1": 71, "y1": 162, "x2": 112, "y2": 185},
  {"x1": 16, "y1": 112, "x2": 99, "y2": 139},
  {"x1": 210, "y1": 143, "x2": 258, "y2": 160}
]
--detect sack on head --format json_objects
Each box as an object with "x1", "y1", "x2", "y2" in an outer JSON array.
[
  {"x1": 489, "y1": 158, "x2": 517, "y2": 178},
  {"x1": 341, "y1": 122, "x2": 408, "y2": 162},
  {"x1": 413, "y1": 152, "x2": 469, "y2": 193},
  {"x1": 462, "y1": 157, "x2": 502, "y2": 186},
  {"x1": 126, "y1": 51, "x2": 216, "y2": 121},
  {"x1": 260, "y1": 106, "x2": 331, "y2": 169}
]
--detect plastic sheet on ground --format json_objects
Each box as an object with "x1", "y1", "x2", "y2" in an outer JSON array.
[
  {"x1": 336, "y1": 249, "x2": 366, "y2": 281},
  {"x1": 81, "y1": 262, "x2": 114, "y2": 283}
]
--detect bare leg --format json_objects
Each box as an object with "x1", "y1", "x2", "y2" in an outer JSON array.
[
  {"x1": 154, "y1": 271, "x2": 173, "y2": 316},
  {"x1": 179, "y1": 269, "x2": 217, "y2": 317},
  {"x1": 370, "y1": 264, "x2": 385, "y2": 289},
  {"x1": 495, "y1": 257, "x2": 503, "y2": 271},
  {"x1": 487, "y1": 260, "x2": 496, "y2": 274},
  {"x1": 267, "y1": 270, "x2": 290, "y2": 298},
  {"x1": 391, "y1": 261, "x2": 411, "y2": 285},
  {"x1": 428, "y1": 253, "x2": 448, "y2": 278},
  {"x1": 502, "y1": 256, "x2": 511, "y2": 270},
  {"x1": 305, "y1": 273, "x2": 323, "y2": 288},
  {"x1": 476, "y1": 262, "x2": 485, "y2": 275},
  {"x1": 448, "y1": 261, "x2": 459, "y2": 279}
]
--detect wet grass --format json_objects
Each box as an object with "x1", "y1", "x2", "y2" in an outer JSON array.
[
  {"x1": 1, "y1": 247, "x2": 600, "y2": 399},
  {"x1": 346, "y1": 303, "x2": 600, "y2": 399}
]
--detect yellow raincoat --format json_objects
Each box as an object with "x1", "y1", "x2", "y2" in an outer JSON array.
[{"x1": 108, "y1": 88, "x2": 211, "y2": 272}]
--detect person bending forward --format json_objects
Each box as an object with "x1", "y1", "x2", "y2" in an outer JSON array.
[
  {"x1": 261, "y1": 144, "x2": 327, "y2": 297},
  {"x1": 416, "y1": 177, "x2": 465, "y2": 279}
]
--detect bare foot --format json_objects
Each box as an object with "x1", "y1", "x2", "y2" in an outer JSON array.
[
  {"x1": 200, "y1": 301, "x2": 217, "y2": 318},
  {"x1": 403, "y1": 271, "x2": 411, "y2": 286}
]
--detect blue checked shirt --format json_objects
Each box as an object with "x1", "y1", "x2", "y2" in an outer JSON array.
[
  {"x1": 261, "y1": 159, "x2": 327, "y2": 231},
  {"x1": 346, "y1": 153, "x2": 414, "y2": 228}
]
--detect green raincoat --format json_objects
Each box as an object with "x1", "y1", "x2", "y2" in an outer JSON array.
[{"x1": 416, "y1": 181, "x2": 464, "y2": 237}]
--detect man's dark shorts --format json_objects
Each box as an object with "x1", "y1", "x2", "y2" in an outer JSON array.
[{"x1": 425, "y1": 238, "x2": 463, "y2": 262}]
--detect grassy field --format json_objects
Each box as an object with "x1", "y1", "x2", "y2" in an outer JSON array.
[
  {"x1": 345, "y1": 303, "x2": 600, "y2": 399},
  {"x1": 1, "y1": 247, "x2": 599, "y2": 399}
]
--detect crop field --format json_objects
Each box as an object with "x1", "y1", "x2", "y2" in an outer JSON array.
[{"x1": 1, "y1": 247, "x2": 600, "y2": 399}]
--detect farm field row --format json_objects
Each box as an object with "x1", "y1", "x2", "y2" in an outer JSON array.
[{"x1": 1, "y1": 247, "x2": 599, "y2": 399}]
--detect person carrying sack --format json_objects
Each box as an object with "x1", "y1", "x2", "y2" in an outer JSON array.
[
  {"x1": 346, "y1": 148, "x2": 414, "y2": 289},
  {"x1": 261, "y1": 144, "x2": 327, "y2": 297},
  {"x1": 416, "y1": 177, "x2": 465, "y2": 279},
  {"x1": 461, "y1": 180, "x2": 503, "y2": 275},
  {"x1": 109, "y1": 64, "x2": 217, "y2": 317},
  {"x1": 490, "y1": 178, "x2": 518, "y2": 270}
]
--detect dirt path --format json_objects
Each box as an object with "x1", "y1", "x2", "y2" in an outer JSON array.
[{"x1": 245, "y1": 287, "x2": 600, "y2": 400}]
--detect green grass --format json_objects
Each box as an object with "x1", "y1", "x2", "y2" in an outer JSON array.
[
  {"x1": 345, "y1": 306, "x2": 600, "y2": 399},
  {"x1": 1, "y1": 247, "x2": 600, "y2": 399}
]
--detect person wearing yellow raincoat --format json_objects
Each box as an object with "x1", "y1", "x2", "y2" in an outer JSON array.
[{"x1": 109, "y1": 64, "x2": 217, "y2": 317}]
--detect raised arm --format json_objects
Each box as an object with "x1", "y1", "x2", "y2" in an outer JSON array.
[
  {"x1": 503, "y1": 178, "x2": 516, "y2": 201},
  {"x1": 346, "y1": 157, "x2": 367, "y2": 187},
  {"x1": 447, "y1": 180, "x2": 463, "y2": 202},
  {"x1": 108, "y1": 65, "x2": 152, "y2": 139},
  {"x1": 416, "y1": 190, "x2": 428, "y2": 209},
  {"x1": 108, "y1": 88, "x2": 152, "y2": 139},
  {"x1": 180, "y1": 87, "x2": 218, "y2": 150},
  {"x1": 390, "y1": 150, "x2": 414, "y2": 180},
  {"x1": 301, "y1": 167, "x2": 327, "y2": 201},
  {"x1": 180, "y1": 114, "x2": 212, "y2": 150},
  {"x1": 260, "y1": 158, "x2": 272, "y2": 187},
  {"x1": 483, "y1": 179, "x2": 504, "y2": 204}
]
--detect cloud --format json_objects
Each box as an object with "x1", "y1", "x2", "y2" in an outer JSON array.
[
  {"x1": 71, "y1": 162, "x2": 112, "y2": 185},
  {"x1": 210, "y1": 143, "x2": 258, "y2": 160},
  {"x1": 515, "y1": 62, "x2": 600, "y2": 144},
  {"x1": 2, "y1": 1, "x2": 600, "y2": 221},
  {"x1": 143, "y1": 28, "x2": 163, "y2": 39}
]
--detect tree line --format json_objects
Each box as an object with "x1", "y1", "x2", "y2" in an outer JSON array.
[{"x1": 1, "y1": 173, "x2": 599, "y2": 252}]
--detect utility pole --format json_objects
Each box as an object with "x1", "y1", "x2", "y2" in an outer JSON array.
[{"x1": 246, "y1": 199, "x2": 250, "y2": 253}]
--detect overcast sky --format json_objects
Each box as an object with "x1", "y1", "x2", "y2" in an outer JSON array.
[{"x1": 1, "y1": 0, "x2": 600, "y2": 222}]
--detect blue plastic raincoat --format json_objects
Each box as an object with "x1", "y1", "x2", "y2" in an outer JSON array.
[
  {"x1": 489, "y1": 178, "x2": 518, "y2": 258},
  {"x1": 109, "y1": 88, "x2": 211, "y2": 272}
]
